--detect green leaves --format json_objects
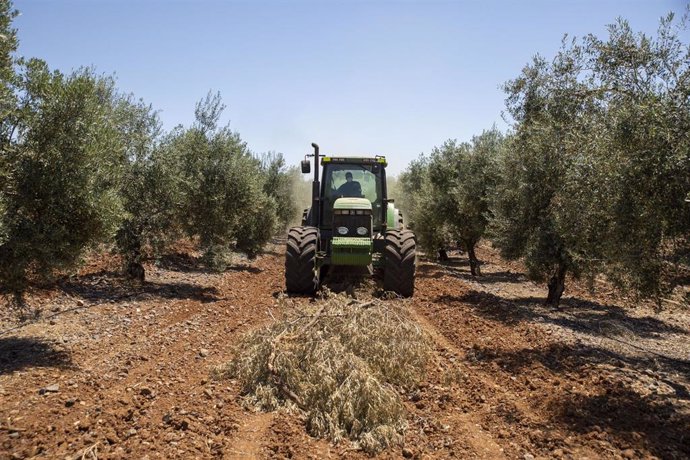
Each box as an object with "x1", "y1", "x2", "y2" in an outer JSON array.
[
  {"x1": 166, "y1": 92, "x2": 278, "y2": 267},
  {"x1": 259, "y1": 151, "x2": 298, "y2": 232},
  {"x1": 399, "y1": 13, "x2": 688, "y2": 304},
  {"x1": 493, "y1": 13, "x2": 690, "y2": 302},
  {"x1": 0, "y1": 0, "x2": 18, "y2": 125},
  {"x1": 112, "y1": 97, "x2": 174, "y2": 274},
  {"x1": 400, "y1": 129, "x2": 503, "y2": 274},
  {"x1": 0, "y1": 1, "x2": 286, "y2": 293},
  {"x1": 1, "y1": 66, "x2": 127, "y2": 294}
]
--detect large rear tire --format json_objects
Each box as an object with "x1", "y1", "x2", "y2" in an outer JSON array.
[
  {"x1": 285, "y1": 226, "x2": 319, "y2": 294},
  {"x1": 383, "y1": 229, "x2": 416, "y2": 297}
]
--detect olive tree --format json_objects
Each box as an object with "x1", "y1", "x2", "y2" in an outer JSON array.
[
  {"x1": 259, "y1": 151, "x2": 297, "y2": 232},
  {"x1": 169, "y1": 92, "x2": 277, "y2": 268},
  {"x1": 112, "y1": 97, "x2": 183, "y2": 280},
  {"x1": 288, "y1": 167, "x2": 312, "y2": 226},
  {"x1": 493, "y1": 13, "x2": 690, "y2": 306},
  {"x1": 442, "y1": 131, "x2": 503, "y2": 275},
  {"x1": 0, "y1": 0, "x2": 18, "y2": 128},
  {"x1": 0, "y1": 63, "x2": 126, "y2": 301},
  {"x1": 0, "y1": 0, "x2": 19, "y2": 251},
  {"x1": 584, "y1": 15, "x2": 690, "y2": 299},
  {"x1": 399, "y1": 156, "x2": 447, "y2": 255},
  {"x1": 400, "y1": 130, "x2": 502, "y2": 275}
]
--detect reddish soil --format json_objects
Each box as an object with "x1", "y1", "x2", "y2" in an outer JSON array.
[{"x1": 1, "y1": 243, "x2": 688, "y2": 459}]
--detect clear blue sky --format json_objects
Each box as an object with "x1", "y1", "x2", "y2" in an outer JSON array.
[{"x1": 13, "y1": 0, "x2": 689, "y2": 174}]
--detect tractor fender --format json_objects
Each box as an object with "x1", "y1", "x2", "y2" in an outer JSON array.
[{"x1": 386, "y1": 203, "x2": 403, "y2": 229}]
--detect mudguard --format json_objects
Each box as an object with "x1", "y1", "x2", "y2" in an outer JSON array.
[{"x1": 386, "y1": 203, "x2": 402, "y2": 229}]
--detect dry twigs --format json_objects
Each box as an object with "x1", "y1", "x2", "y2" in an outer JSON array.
[
  {"x1": 69, "y1": 442, "x2": 99, "y2": 460},
  {"x1": 0, "y1": 425, "x2": 26, "y2": 432},
  {"x1": 216, "y1": 292, "x2": 431, "y2": 454}
]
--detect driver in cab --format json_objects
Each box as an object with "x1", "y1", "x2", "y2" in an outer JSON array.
[{"x1": 336, "y1": 172, "x2": 362, "y2": 197}]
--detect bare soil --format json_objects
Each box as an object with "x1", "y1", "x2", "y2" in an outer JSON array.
[{"x1": 1, "y1": 242, "x2": 688, "y2": 459}]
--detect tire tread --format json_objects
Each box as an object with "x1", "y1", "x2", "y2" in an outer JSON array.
[
  {"x1": 285, "y1": 226, "x2": 319, "y2": 294},
  {"x1": 383, "y1": 229, "x2": 416, "y2": 297}
]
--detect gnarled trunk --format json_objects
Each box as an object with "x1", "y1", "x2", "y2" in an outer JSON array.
[
  {"x1": 125, "y1": 239, "x2": 145, "y2": 282},
  {"x1": 546, "y1": 263, "x2": 567, "y2": 307},
  {"x1": 126, "y1": 260, "x2": 145, "y2": 282},
  {"x1": 465, "y1": 240, "x2": 481, "y2": 276}
]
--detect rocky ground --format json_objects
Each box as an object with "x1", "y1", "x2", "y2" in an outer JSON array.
[{"x1": 1, "y1": 242, "x2": 688, "y2": 459}]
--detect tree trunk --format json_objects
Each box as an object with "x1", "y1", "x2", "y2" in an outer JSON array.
[
  {"x1": 126, "y1": 260, "x2": 145, "y2": 282},
  {"x1": 466, "y1": 241, "x2": 481, "y2": 276},
  {"x1": 11, "y1": 291, "x2": 25, "y2": 310},
  {"x1": 125, "y1": 241, "x2": 145, "y2": 282},
  {"x1": 546, "y1": 263, "x2": 567, "y2": 307}
]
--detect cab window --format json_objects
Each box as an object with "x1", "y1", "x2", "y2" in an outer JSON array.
[{"x1": 321, "y1": 164, "x2": 384, "y2": 228}]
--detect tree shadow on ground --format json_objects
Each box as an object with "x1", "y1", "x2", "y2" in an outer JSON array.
[
  {"x1": 435, "y1": 291, "x2": 527, "y2": 325},
  {"x1": 58, "y1": 276, "x2": 221, "y2": 304},
  {"x1": 552, "y1": 386, "x2": 690, "y2": 459},
  {"x1": 473, "y1": 341, "x2": 690, "y2": 457},
  {"x1": 415, "y1": 265, "x2": 449, "y2": 280},
  {"x1": 141, "y1": 281, "x2": 221, "y2": 302},
  {"x1": 155, "y1": 253, "x2": 262, "y2": 274},
  {"x1": 227, "y1": 265, "x2": 263, "y2": 274},
  {"x1": 436, "y1": 290, "x2": 688, "y2": 340},
  {"x1": 417, "y1": 259, "x2": 528, "y2": 284},
  {"x1": 0, "y1": 336, "x2": 74, "y2": 376},
  {"x1": 473, "y1": 341, "x2": 690, "y2": 392},
  {"x1": 537, "y1": 295, "x2": 686, "y2": 339},
  {"x1": 457, "y1": 269, "x2": 528, "y2": 284},
  {"x1": 156, "y1": 252, "x2": 208, "y2": 273},
  {"x1": 261, "y1": 247, "x2": 284, "y2": 258},
  {"x1": 438, "y1": 258, "x2": 470, "y2": 268}
]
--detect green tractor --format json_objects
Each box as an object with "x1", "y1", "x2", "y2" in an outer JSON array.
[{"x1": 285, "y1": 143, "x2": 416, "y2": 296}]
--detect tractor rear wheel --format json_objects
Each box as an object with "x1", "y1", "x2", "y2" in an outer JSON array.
[
  {"x1": 285, "y1": 226, "x2": 320, "y2": 294},
  {"x1": 383, "y1": 229, "x2": 416, "y2": 297}
]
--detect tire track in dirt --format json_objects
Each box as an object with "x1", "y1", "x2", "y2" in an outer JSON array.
[
  {"x1": 412, "y1": 259, "x2": 615, "y2": 459},
  {"x1": 3, "y1": 245, "x2": 688, "y2": 459},
  {"x1": 0, "y1": 250, "x2": 284, "y2": 459},
  {"x1": 406, "y1": 306, "x2": 508, "y2": 459},
  {"x1": 413, "y1": 251, "x2": 690, "y2": 460},
  {"x1": 225, "y1": 412, "x2": 273, "y2": 458}
]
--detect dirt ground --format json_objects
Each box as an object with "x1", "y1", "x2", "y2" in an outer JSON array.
[{"x1": 1, "y1": 242, "x2": 688, "y2": 459}]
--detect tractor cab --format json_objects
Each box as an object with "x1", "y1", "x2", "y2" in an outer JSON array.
[
  {"x1": 287, "y1": 143, "x2": 416, "y2": 297},
  {"x1": 320, "y1": 156, "x2": 387, "y2": 232}
]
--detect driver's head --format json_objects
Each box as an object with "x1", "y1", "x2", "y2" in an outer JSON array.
[{"x1": 345, "y1": 172, "x2": 353, "y2": 182}]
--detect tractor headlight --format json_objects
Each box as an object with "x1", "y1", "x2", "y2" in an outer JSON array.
[
  {"x1": 337, "y1": 226, "x2": 348, "y2": 235},
  {"x1": 356, "y1": 227, "x2": 368, "y2": 236}
]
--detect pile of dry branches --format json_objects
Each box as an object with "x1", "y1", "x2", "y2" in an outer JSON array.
[{"x1": 216, "y1": 291, "x2": 431, "y2": 454}]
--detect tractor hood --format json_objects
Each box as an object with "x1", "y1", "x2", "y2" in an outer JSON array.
[{"x1": 332, "y1": 197, "x2": 372, "y2": 210}]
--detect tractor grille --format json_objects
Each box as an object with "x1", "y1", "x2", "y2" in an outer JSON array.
[{"x1": 332, "y1": 209, "x2": 372, "y2": 237}]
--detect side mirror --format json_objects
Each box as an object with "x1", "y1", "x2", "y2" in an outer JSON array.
[
  {"x1": 301, "y1": 160, "x2": 311, "y2": 174},
  {"x1": 387, "y1": 198, "x2": 395, "y2": 203}
]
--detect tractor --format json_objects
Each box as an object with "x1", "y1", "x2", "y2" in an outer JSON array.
[{"x1": 285, "y1": 143, "x2": 416, "y2": 296}]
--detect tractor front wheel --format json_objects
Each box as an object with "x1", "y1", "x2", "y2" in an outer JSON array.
[
  {"x1": 285, "y1": 226, "x2": 320, "y2": 294},
  {"x1": 383, "y1": 229, "x2": 416, "y2": 297}
]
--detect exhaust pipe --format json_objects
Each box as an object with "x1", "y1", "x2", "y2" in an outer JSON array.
[
  {"x1": 311, "y1": 143, "x2": 320, "y2": 227},
  {"x1": 311, "y1": 143, "x2": 319, "y2": 182}
]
